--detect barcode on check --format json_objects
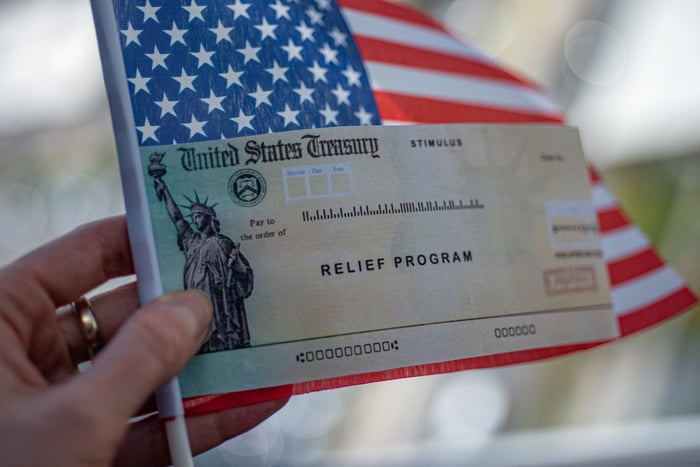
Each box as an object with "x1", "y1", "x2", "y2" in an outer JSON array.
[{"x1": 301, "y1": 199, "x2": 484, "y2": 222}]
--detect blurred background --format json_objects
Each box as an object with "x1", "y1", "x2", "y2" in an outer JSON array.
[{"x1": 1, "y1": 0, "x2": 699, "y2": 465}]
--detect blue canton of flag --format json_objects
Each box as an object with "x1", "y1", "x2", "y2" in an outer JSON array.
[{"x1": 114, "y1": 0, "x2": 381, "y2": 146}]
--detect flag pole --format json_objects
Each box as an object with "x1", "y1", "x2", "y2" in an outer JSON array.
[
  {"x1": 158, "y1": 378, "x2": 195, "y2": 467},
  {"x1": 89, "y1": 2, "x2": 194, "y2": 465}
]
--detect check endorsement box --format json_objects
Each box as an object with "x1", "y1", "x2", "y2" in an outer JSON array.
[{"x1": 138, "y1": 123, "x2": 618, "y2": 396}]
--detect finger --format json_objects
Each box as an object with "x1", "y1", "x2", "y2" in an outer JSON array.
[
  {"x1": 89, "y1": 281, "x2": 140, "y2": 341},
  {"x1": 115, "y1": 398, "x2": 289, "y2": 467},
  {"x1": 76, "y1": 290, "x2": 212, "y2": 418},
  {"x1": 3, "y1": 216, "x2": 133, "y2": 310},
  {"x1": 56, "y1": 282, "x2": 139, "y2": 367}
]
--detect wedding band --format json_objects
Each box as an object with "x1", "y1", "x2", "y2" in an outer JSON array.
[{"x1": 73, "y1": 296, "x2": 103, "y2": 359}]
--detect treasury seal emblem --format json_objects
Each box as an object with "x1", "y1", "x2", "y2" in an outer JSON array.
[{"x1": 228, "y1": 168, "x2": 267, "y2": 207}]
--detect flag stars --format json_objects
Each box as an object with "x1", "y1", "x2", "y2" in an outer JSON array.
[
  {"x1": 138, "y1": 118, "x2": 159, "y2": 143},
  {"x1": 155, "y1": 95, "x2": 178, "y2": 117},
  {"x1": 331, "y1": 84, "x2": 351, "y2": 106},
  {"x1": 185, "y1": 117, "x2": 207, "y2": 137},
  {"x1": 220, "y1": 65, "x2": 243, "y2": 88},
  {"x1": 119, "y1": 0, "x2": 380, "y2": 143},
  {"x1": 278, "y1": 104, "x2": 300, "y2": 127},
  {"x1": 239, "y1": 41, "x2": 262, "y2": 64},
  {"x1": 121, "y1": 22, "x2": 141, "y2": 46},
  {"x1": 174, "y1": 71, "x2": 197, "y2": 92},
  {"x1": 318, "y1": 43, "x2": 338, "y2": 64},
  {"x1": 191, "y1": 48, "x2": 215, "y2": 68},
  {"x1": 184, "y1": 1, "x2": 206, "y2": 22},
  {"x1": 234, "y1": 112, "x2": 255, "y2": 132},
  {"x1": 305, "y1": 7, "x2": 323, "y2": 25},
  {"x1": 294, "y1": 83, "x2": 314, "y2": 104},
  {"x1": 282, "y1": 39, "x2": 303, "y2": 61},
  {"x1": 128, "y1": 70, "x2": 151, "y2": 94},
  {"x1": 354, "y1": 106, "x2": 374, "y2": 125},
  {"x1": 249, "y1": 85, "x2": 272, "y2": 108},
  {"x1": 138, "y1": 1, "x2": 160, "y2": 23},
  {"x1": 308, "y1": 61, "x2": 327, "y2": 83},
  {"x1": 255, "y1": 18, "x2": 277, "y2": 40},
  {"x1": 296, "y1": 23, "x2": 315, "y2": 42},
  {"x1": 270, "y1": 1, "x2": 291, "y2": 20},
  {"x1": 267, "y1": 60, "x2": 289, "y2": 83},
  {"x1": 147, "y1": 48, "x2": 169, "y2": 70},
  {"x1": 202, "y1": 92, "x2": 225, "y2": 112},
  {"x1": 319, "y1": 105, "x2": 339, "y2": 125},
  {"x1": 329, "y1": 27, "x2": 348, "y2": 47},
  {"x1": 165, "y1": 25, "x2": 187, "y2": 46},
  {"x1": 228, "y1": 0, "x2": 251, "y2": 20},
  {"x1": 342, "y1": 65, "x2": 362, "y2": 86},
  {"x1": 210, "y1": 21, "x2": 232, "y2": 44}
]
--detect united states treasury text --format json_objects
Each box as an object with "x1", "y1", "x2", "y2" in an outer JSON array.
[{"x1": 177, "y1": 133, "x2": 380, "y2": 172}]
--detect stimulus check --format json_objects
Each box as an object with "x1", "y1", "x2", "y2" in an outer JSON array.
[{"x1": 139, "y1": 123, "x2": 618, "y2": 396}]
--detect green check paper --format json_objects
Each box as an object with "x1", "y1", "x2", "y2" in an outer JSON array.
[{"x1": 140, "y1": 123, "x2": 618, "y2": 396}]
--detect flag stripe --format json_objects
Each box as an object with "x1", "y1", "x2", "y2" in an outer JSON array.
[
  {"x1": 365, "y1": 62, "x2": 562, "y2": 116},
  {"x1": 591, "y1": 184, "x2": 617, "y2": 211},
  {"x1": 373, "y1": 91, "x2": 563, "y2": 124},
  {"x1": 607, "y1": 247, "x2": 665, "y2": 286},
  {"x1": 618, "y1": 286, "x2": 697, "y2": 335},
  {"x1": 185, "y1": 341, "x2": 605, "y2": 412},
  {"x1": 600, "y1": 224, "x2": 651, "y2": 262},
  {"x1": 286, "y1": 343, "x2": 602, "y2": 398},
  {"x1": 341, "y1": 8, "x2": 490, "y2": 64},
  {"x1": 598, "y1": 208, "x2": 629, "y2": 233},
  {"x1": 588, "y1": 165, "x2": 602, "y2": 184},
  {"x1": 340, "y1": 0, "x2": 446, "y2": 30},
  {"x1": 183, "y1": 384, "x2": 293, "y2": 415},
  {"x1": 341, "y1": 1, "x2": 563, "y2": 126},
  {"x1": 611, "y1": 266, "x2": 686, "y2": 315},
  {"x1": 353, "y1": 36, "x2": 533, "y2": 86}
]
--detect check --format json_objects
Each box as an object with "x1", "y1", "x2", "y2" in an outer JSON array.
[{"x1": 139, "y1": 123, "x2": 617, "y2": 396}]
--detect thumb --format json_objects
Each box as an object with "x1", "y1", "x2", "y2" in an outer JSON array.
[{"x1": 78, "y1": 290, "x2": 212, "y2": 419}]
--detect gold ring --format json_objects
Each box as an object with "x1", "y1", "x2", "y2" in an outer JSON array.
[{"x1": 73, "y1": 296, "x2": 103, "y2": 359}]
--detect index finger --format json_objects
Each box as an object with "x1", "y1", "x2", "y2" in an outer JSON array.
[{"x1": 6, "y1": 215, "x2": 133, "y2": 307}]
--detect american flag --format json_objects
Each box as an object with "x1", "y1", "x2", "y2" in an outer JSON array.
[{"x1": 104, "y1": 0, "x2": 696, "y2": 410}]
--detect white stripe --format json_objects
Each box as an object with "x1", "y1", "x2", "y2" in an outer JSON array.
[
  {"x1": 380, "y1": 119, "x2": 415, "y2": 126},
  {"x1": 611, "y1": 266, "x2": 684, "y2": 315},
  {"x1": 592, "y1": 184, "x2": 617, "y2": 211},
  {"x1": 366, "y1": 62, "x2": 561, "y2": 115},
  {"x1": 342, "y1": 8, "x2": 490, "y2": 64},
  {"x1": 601, "y1": 225, "x2": 651, "y2": 262}
]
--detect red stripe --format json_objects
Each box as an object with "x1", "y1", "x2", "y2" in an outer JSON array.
[
  {"x1": 618, "y1": 286, "x2": 697, "y2": 336},
  {"x1": 355, "y1": 36, "x2": 533, "y2": 87},
  {"x1": 597, "y1": 207, "x2": 628, "y2": 233},
  {"x1": 339, "y1": 0, "x2": 444, "y2": 31},
  {"x1": 184, "y1": 384, "x2": 293, "y2": 415},
  {"x1": 588, "y1": 164, "x2": 601, "y2": 184},
  {"x1": 375, "y1": 91, "x2": 563, "y2": 124},
  {"x1": 184, "y1": 343, "x2": 606, "y2": 415},
  {"x1": 608, "y1": 248, "x2": 664, "y2": 286},
  {"x1": 607, "y1": 247, "x2": 665, "y2": 286},
  {"x1": 291, "y1": 343, "x2": 601, "y2": 394}
]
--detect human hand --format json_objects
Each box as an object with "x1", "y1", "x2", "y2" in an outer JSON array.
[{"x1": 0, "y1": 216, "x2": 288, "y2": 466}]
